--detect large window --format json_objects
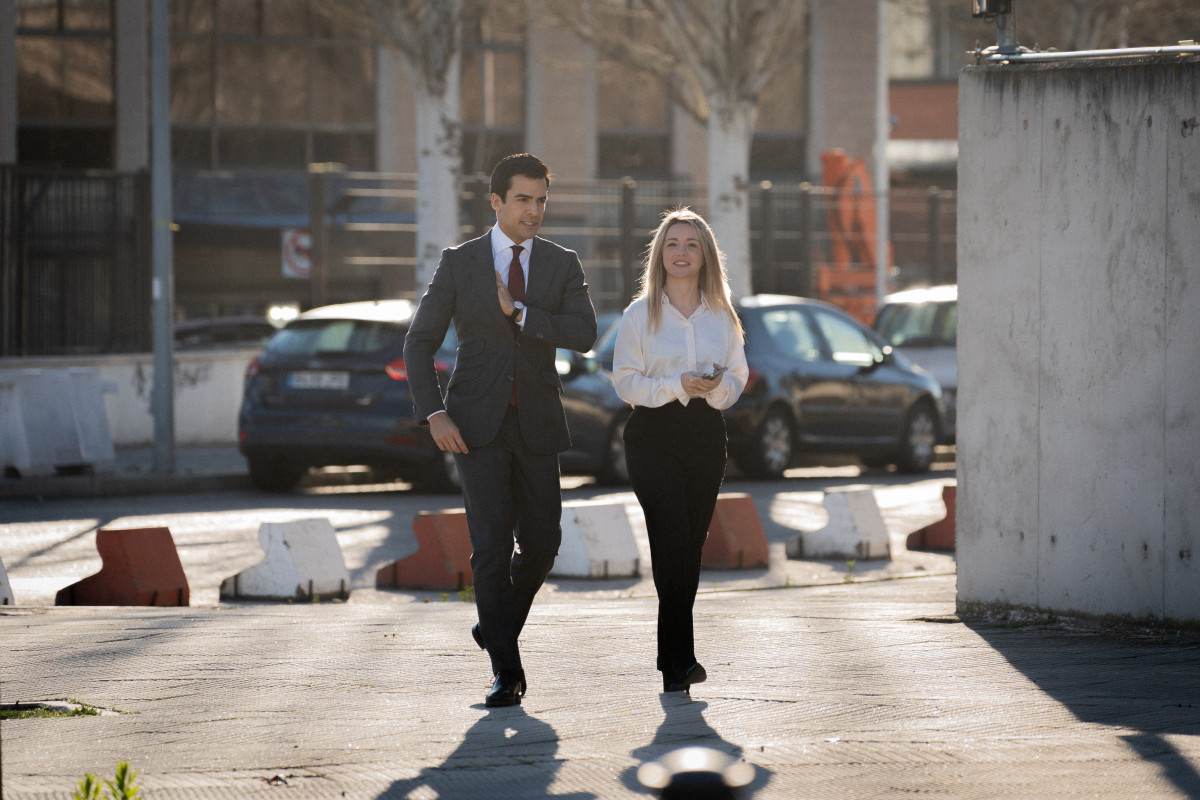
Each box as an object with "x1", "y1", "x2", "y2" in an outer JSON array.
[
  {"x1": 16, "y1": 0, "x2": 114, "y2": 168},
  {"x1": 461, "y1": 12, "x2": 525, "y2": 176},
  {"x1": 169, "y1": 0, "x2": 377, "y2": 171}
]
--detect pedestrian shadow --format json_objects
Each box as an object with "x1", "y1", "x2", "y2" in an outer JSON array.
[
  {"x1": 619, "y1": 693, "x2": 772, "y2": 796},
  {"x1": 375, "y1": 706, "x2": 595, "y2": 800},
  {"x1": 967, "y1": 623, "x2": 1200, "y2": 798}
]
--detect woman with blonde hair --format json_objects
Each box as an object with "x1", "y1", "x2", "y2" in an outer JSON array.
[{"x1": 612, "y1": 207, "x2": 748, "y2": 693}]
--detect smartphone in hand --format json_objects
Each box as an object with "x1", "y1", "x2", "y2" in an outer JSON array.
[{"x1": 702, "y1": 365, "x2": 728, "y2": 380}]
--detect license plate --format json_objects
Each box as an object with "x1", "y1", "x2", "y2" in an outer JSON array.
[{"x1": 288, "y1": 371, "x2": 350, "y2": 390}]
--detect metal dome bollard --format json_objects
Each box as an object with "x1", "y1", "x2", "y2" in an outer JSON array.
[{"x1": 636, "y1": 746, "x2": 755, "y2": 799}]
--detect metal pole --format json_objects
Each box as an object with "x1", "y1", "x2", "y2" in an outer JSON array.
[
  {"x1": 620, "y1": 178, "x2": 637, "y2": 305},
  {"x1": 149, "y1": 0, "x2": 175, "y2": 473},
  {"x1": 760, "y1": 181, "x2": 775, "y2": 294},
  {"x1": 928, "y1": 187, "x2": 942, "y2": 285},
  {"x1": 873, "y1": 0, "x2": 890, "y2": 311}
]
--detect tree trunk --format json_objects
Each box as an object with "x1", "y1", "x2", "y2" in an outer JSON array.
[
  {"x1": 413, "y1": 53, "x2": 462, "y2": 294},
  {"x1": 706, "y1": 96, "x2": 755, "y2": 299}
]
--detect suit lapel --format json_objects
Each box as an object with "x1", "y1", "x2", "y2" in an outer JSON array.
[{"x1": 524, "y1": 237, "x2": 553, "y2": 307}]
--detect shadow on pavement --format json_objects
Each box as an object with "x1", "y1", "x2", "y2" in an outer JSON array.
[
  {"x1": 967, "y1": 623, "x2": 1200, "y2": 798},
  {"x1": 375, "y1": 706, "x2": 596, "y2": 800}
]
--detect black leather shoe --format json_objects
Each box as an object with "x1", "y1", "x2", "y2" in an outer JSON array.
[
  {"x1": 471, "y1": 623, "x2": 485, "y2": 650},
  {"x1": 665, "y1": 662, "x2": 707, "y2": 693},
  {"x1": 485, "y1": 669, "x2": 526, "y2": 707}
]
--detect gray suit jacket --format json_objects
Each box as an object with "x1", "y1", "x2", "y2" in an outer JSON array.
[{"x1": 403, "y1": 232, "x2": 597, "y2": 454}]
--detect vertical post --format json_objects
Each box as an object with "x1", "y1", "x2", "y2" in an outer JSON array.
[
  {"x1": 307, "y1": 165, "x2": 329, "y2": 309},
  {"x1": 873, "y1": 0, "x2": 890, "y2": 311},
  {"x1": 996, "y1": 5, "x2": 1018, "y2": 54},
  {"x1": 928, "y1": 187, "x2": 943, "y2": 286},
  {"x1": 760, "y1": 181, "x2": 775, "y2": 294},
  {"x1": 473, "y1": 176, "x2": 491, "y2": 237},
  {"x1": 620, "y1": 177, "x2": 637, "y2": 305},
  {"x1": 799, "y1": 183, "x2": 813, "y2": 298},
  {"x1": 149, "y1": 0, "x2": 175, "y2": 473}
]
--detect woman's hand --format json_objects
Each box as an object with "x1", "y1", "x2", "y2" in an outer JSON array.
[{"x1": 681, "y1": 371, "x2": 722, "y2": 397}]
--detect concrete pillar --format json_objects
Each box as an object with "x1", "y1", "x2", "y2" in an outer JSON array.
[
  {"x1": 807, "y1": 0, "x2": 880, "y2": 177},
  {"x1": 0, "y1": 0, "x2": 16, "y2": 164}
]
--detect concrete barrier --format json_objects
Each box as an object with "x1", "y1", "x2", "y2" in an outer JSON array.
[
  {"x1": 551, "y1": 501, "x2": 640, "y2": 578},
  {"x1": 0, "y1": 556, "x2": 13, "y2": 605},
  {"x1": 786, "y1": 487, "x2": 891, "y2": 561},
  {"x1": 701, "y1": 493, "x2": 770, "y2": 569},
  {"x1": 0, "y1": 368, "x2": 115, "y2": 477},
  {"x1": 376, "y1": 510, "x2": 473, "y2": 591},
  {"x1": 220, "y1": 518, "x2": 350, "y2": 602},
  {"x1": 907, "y1": 484, "x2": 956, "y2": 551},
  {"x1": 56, "y1": 527, "x2": 190, "y2": 606}
]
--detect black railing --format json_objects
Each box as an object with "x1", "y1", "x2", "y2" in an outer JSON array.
[
  {"x1": 1, "y1": 166, "x2": 151, "y2": 357},
  {"x1": 2, "y1": 166, "x2": 956, "y2": 356}
]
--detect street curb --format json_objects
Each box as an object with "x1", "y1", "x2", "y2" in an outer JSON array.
[{"x1": 0, "y1": 472, "x2": 251, "y2": 500}]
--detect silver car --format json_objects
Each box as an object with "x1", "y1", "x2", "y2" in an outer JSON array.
[{"x1": 873, "y1": 284, "x2": 957, "y2": 441}]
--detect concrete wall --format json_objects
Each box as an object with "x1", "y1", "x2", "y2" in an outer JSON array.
[
  {"x1": 956, "y1": 57, "x2": 1200, "y2": 625},
  {"x1": 0, "y1": 349, "x2": 259, "y2": 448}
]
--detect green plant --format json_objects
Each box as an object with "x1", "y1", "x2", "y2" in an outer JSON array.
[
  {"x1": 457, "y1": 585, "x2": 475, "y2": 603},
  {"x1": 73, "y1": 761, "x2": 140, "y2": 800},
  {"x1": 844, "y1": 559, "x2": 857, "y2": 582}
]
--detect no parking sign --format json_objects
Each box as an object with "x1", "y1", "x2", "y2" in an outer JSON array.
[{"x1": 281, "y1": 229, "x2": 311, "y2": 279}]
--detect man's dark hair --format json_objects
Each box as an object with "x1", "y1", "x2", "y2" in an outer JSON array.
[{"x1": 490, "y1": 153, "x2": 551, "y2": 200}]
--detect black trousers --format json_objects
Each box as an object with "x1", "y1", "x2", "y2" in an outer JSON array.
[
  {"x1": 455, "y1": 405, "x2": 562, "y2": 676},
  {"x1": 624, "y1": 400, "x2": 727, "y2": 680}
]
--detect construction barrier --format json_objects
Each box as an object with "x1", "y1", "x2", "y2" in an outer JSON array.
[
  {"x1": 56, "y1": 527, "x2": 190, "y2": 606},
  {"x1": 786, "y1": 487, "x2": 891, "y2": 561},
  {"x1": 551, "y1": 501, "x2": 640, "y2": 579},
  {"x1": 906, "y1": 484, "x2": 957, "y2": 551},
  {"x1": 701, "y1": 493, "x2": 770, "y2": 569},
  {"x1": 0, "y1": 556, "x2": 13, "y2": 605},
  {"x1": 220, "y1": 518, "x2": 350, "y2": 602},
  {"x1": 0, "y1": 367, "x2": 116, "y2": 478},
  {"x1": 376, "y1": 509, "x2": 473, "y2": 591}
]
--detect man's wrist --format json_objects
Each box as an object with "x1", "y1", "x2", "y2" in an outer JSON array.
[{"x1": 508, "y1": 301, "x2": 526, "y2": 323}]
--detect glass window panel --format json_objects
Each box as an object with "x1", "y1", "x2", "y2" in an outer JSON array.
[
  {"x1": 461, "y1": 48, "x2": 524, "y2": 128},
  {"x1": 313, "y1": 131, "x2": 374, "y2": 170},
  {"x1": 171, "y1": 41, "x2": 213, "y2": 123},
  {"x1": 63, "y1": 0, "x2": 111, "y2": 31},
  {"x1": 597, "y1": 133, "x2": 670, "y2": 179},
  {"x1": 17, "y1": 37, "x2": 113, "y2": 119},
  {"x1": 262, "y1": 0, "x2": 309, "y2": 37},
  {"x1": 218, "y1": 128, "x2": 306, "y2": 168},
  {"x1": 216, "y1": 0, "x2": 259, "y2": 35},
  {"x1": 172, "y1": 127, "x2": 213, "y2": 168},
  {"x1": 812, "y1": 309, "x2": 881, "y2": 367},
  {"x1": 170, "y1": 0, "x2": 214, "y2": 35},
  {"x1": 16, "y1": 1, "x2": 58, "y2": 29},
  {"x1": 312, "y1": 45, "x2": 374, "y2": 123},
  {"x1": 597, "y1": 62, "x2": 668, "y2": 129},
  {"x1": 462, "y1": 130, "x2": 524, "y2": 177},
  {"x1": 750, "y1": 134, "x2": 805, "y2": 177},
  {"x1": 19, "y1": 125, "x2": 113, "y2": 169},
  {"x1": 216, "y1": 43, "x2": 308, "y2": 123},
  {"x1": 761, "y1": 309, "x2": 821, "y2": 362}
]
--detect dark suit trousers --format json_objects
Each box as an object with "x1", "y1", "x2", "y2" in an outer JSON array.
[
  {"x1": 455, "y1": 405, "x2": 562, "y2": 675},
  {"x1": 623, "y1": 400, "x2": 727, "y2": 680}
]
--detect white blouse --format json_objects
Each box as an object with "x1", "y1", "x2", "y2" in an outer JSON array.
[{"x1": 612, "y1": 293, "x2": 748, "y2": 410}]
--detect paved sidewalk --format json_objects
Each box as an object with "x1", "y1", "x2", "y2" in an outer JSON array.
[{"x1": 3, "y1": 575, "x2": 1200, "y2": 799}]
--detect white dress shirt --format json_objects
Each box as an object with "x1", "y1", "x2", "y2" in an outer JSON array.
[
  {"x1": 612, "y1": 293, "x2": 748, "y2": 410},
  {"x1": 492, "y1": 225, "x2": 529, "y2": 328}
]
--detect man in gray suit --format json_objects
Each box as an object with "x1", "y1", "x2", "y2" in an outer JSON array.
[{"x1": 403, "y1": 153, "x2": 597, "y2": 707}]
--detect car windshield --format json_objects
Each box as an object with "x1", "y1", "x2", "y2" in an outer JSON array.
[
  {"x1": 266, "y1": 319, "x2": 406, "y2": 357},
  {"x1": 876, "y1": 301, "x2": 957, "y2": 348}
]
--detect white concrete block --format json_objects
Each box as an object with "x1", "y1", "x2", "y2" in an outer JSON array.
[
  {"x1": 551, "y1": 501, "x2": 640, "y2": 579},
  {"x1": 66, "y1": 368, "x2": 116, "y2": 474},
  {"x1": 787, "y1": 487, "x2": 891, "y2": 561},
  {"x1": 220, "y1": 518, "x2": 350, "y2": 601},
  {"x1": 0, "y1": 368, "x2": 115, "y2": 476},
  {"x1": 0, "y1": 556, "x2": 14, "y2": 606}
]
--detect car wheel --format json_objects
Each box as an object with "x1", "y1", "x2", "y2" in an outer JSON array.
[
  {"x1": 858, "y1": 454, "x2": 892, "y2": 470},
  {"x1": 895, "y1": 402, "x2": 938, "y2": 473},
  {"x1": 740, "y1": 406, "x2": 794, "y2": 480},
  {"x1": 247, "y1": 456, "x2": 306, "y2": 492},
  {"x1": 595, "y1": 413, "x2": 630, "y2": 485},
  {"x1": 417, "y1": 450, "x2": 462, "y2": 494}
]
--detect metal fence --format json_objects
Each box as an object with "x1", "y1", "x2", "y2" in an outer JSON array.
[
  {"x1": 2, "y1": 166, "x2": 956, "y2": 356},
  {"x1": 1, "y1": 166, "x2": 151, "y2": 357}
]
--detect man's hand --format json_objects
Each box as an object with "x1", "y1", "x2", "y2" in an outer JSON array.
[
  {"x1": 495, "y1": 271, "x2": 515, "y2": 316},
  {"x1": 429, "y1": 412, "x2": 468, "y2": 454}
]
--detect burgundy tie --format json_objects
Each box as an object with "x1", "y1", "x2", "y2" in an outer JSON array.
[
  {"x1": 508, "y1": 245, "x2": 524, "y2": 406},
  {"x1": 508, "y1": 245, "x2": 525, "y2": 302}
]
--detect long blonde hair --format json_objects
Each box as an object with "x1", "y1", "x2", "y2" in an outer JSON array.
[{"x1": 635, "y1": 207, "x2": 744, "y2": 339}]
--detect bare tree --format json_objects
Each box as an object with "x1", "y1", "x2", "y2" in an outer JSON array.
[
  {"x1": 313, "y1": 0, "x2": 468, "y2": 291},
  {"x1": 540, "y1": 0, "x2": 809, "y2": 298}
]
